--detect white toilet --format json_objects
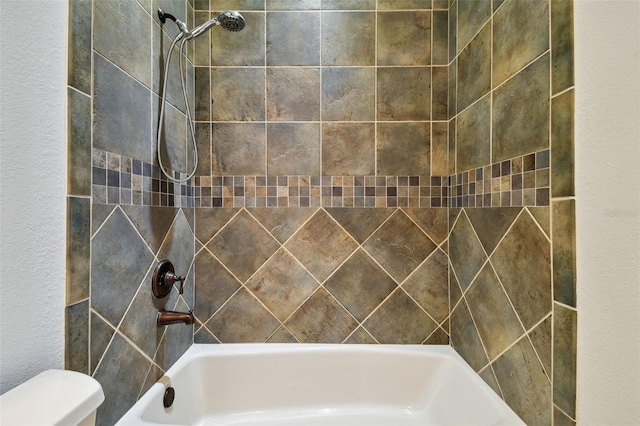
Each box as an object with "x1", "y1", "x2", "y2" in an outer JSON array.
[{"x1": 0, "y1": 369, "x2": 104, "y2": 425}]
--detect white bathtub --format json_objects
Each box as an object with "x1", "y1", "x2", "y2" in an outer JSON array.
[{"x1": 117, "y1": 344, "x2": 524, "y2": 426}]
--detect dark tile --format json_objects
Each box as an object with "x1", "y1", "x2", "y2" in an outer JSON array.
[
  {"x1": 479, "y1": 366, "x2": 502, "y2": 398},
  {"x1": 322, "y1": 123, "x2": 375, "y2": 175},
  {"x1": 285, "y1": 209, "x2": 358, "y2": 282},
  {"x1": 152, "y1": 27, "x2": 187, "y2": 112},
  {"x1": 466, "y1": 263, "x2": 524, "y2": 360},
  {"x1": 529, "y1": 314, "x2": 552, "y2": 379},
  {"x1": 68, "y1": 0, "x2": 92, "y2": 94},
  {"x1": 323, "y1": 0, "x2": 376, "y2": 9},
  {"x1": 528, "y1": 206, "x2": 551, "y2": 238},
  {"x1": 377, "y1": 11, "x2": 431, "y2": 65},
  {"x1": 285, "y1": 288, "x2": 358, "y2": 343},
  {"x1": 551, "y1": 0, "x2": 574, "y2": 94},
  {"x1": 552, "y1": 200, "x2": 576, "y2": 307},
  {"x1": 553, "y1": 303, "x2": 578, "y2": 418},
  {"x1": 192, "y1": 12, "x2": 210, "y2": 67},
  {"x1": 122, "y1": 206, "x2": 178, "y2": 255},
  {"x1": 403, "y1": 208, "x2": 448, "y2": 244},
  {"x1": 432, "y1": 11, "x2": 449, "y2": 65},
  {"x1": 153, "y1": 298, "x2": 193, "y2": 371},
  {"x1": 378, "y1": 0, "x2": 432, "y2": 8},
  {"x1": 377, "y1": 68, "x2": 431, "y2": 120},
  {"x1": 267, "y1": 68, "x2": 320, "y2": 121},
  {"x1": 194, "y1": 250, "x2": 240, "y2": 322},
  {"x1": 325, "y1": 208, "x2": 394, "y2": 244},
  {"x1": 90, "y1": 311, "x2": 115, "y2": 374},
  {"x1": 67, "y1": 197, "x2": 90, "y2": 304},
  {"x1": 195, "y1": 208, "x2": 240, "y2": 244},
  {"x1": 267, "y1": 0, "x2": 320, "y2": 9},
  {"x1": 67, "y1": 89, "x2": 91, "y2": 196},
  {"x1": 94, "y1": 333, "x2": 152, "y2": 426},
  {"x1": 493, "y1": 0, "x2": 549, "y2": 87},
  {"x1": 267, "y1": 123, "x2": 320, "y2": 175},
  {"x1": 322, "y1": 12, "x2": 375, "y2": 65},
  {"x1": 493, "y1": 337, "x2": 551, "y2": 426},
  {"x1": 247, "y1": 207, "x2": 316, "y2": 243},
  {"x1": 450, "y1": 299, "x2": 488, "y2": 371},
  {"x1": 456, "y1": 94, "x2": 491, "y2": 171},
  {"x1": 94, "y1": 0, "x2": 151, "y2": 87},
  {"x1": 403, "y1": 249, "x2": 449, "y2": 323},
  {"x1": 449, "y1": 211, "x2": 487, "y2": 291},
  {"x1": 448, "y1": 118, "x2": 456, "y2": 174},
  {"x1": 425, "y1": 327, "x2": 449, "y2": 345},
  {"x1": 491, "y1": 211, "x2": 551, "y2": 329},
  {"x1": 450, "y1": 267, "x2": 463, "y2": 310},
  {"x1": 94, "y1": 54, "x2": 151, "y2": 162},
  {"x1": 194, "y1": 327, "x2": 219, "y2": 344},
  {"x1": 325, "y1": 249, "x2": 397, "y2": 322},
  {"x1": 207, "y1": 210, "x2": 280, "y2": 282},
  {"x1": 194, "y1": 68, "x2": 210, "y2": 122},
  {"x1": 91, "y1": 208, "x2": 154, "y2": 326},
  {"x1": 212, "y1": 123, "x2": 266, "y2": 175},
  {"x1": 363, "y1": 289, "x2": 437, "y2": 344},
  {"x1": 266, "y1": 327, "x2": 299, "y2": 343},
  {"x1": 363, "y1": 210, "x2": 437, "y2": 282},
  {"x1": 138, "y1": 363, "x2": 164, "y2": 400},
  {"x1": 267, "y1": 12, "x2": 320, "y2": 65},
  {"x1": 448, "y1": 0, "x2": 457, "y2": 66},
  {"x1": 465, "y1": 207, "x2": 521, "y2": 255},
  {"x1": 194, "y1": 122, "x2": 211, "y2": 176},
  {"x1": 432, "y1": 66, "x2": 449, "y2": 120},
  {"x1": 322, "y1": 68, "x2": 375, "y2": 121},
  {"x1": 211, "y1": 12, "x2": 265, "y2": 66},
  {"x1": 65, "y1": 301, "x2": 89, "y2": 374},
  {"x1": 457, "y1": 24, "x2": 491, "y2": 112},
  {"x1": 211, "y1": 0, "x2": 264, "y2": 9},
  {"x1": 492, "y1": 53, "x2": 550, "y2": 163},
  {"x1": 377, "y1": 123, "x2": 430, "y2": 176},
  {"x1": 210, "y1": 68, "x2": 265, "y2": 121},
  {"x1": 157, "y1": 210, "x2": 195, "y2": 285},
  {"x1": 207, "y1": 288, "x2": 280, "y2": 342},
  {"x1": 554, "y1": 406, "x2": 576, "y2": 426},
  {"x1": 246, "y1": 249, "x2": 318, "y2": 320},
  {"x1": 431, "y1": 122, "x2": 448, "y2": 176},
  {"x1": 457, "y1": 0, "x2": 491, "y2": 52},
  {"x1": 551, "y1": 89, "x2": 575, "y2": 197}
]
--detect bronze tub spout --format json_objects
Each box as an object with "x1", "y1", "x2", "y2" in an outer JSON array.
[{"x1": 157, "y1": 309, "x2": 195, "y2": 327}]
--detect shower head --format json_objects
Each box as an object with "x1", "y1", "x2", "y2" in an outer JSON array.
[{"x1": 186, "y1": 11, "x2": 245, "y2": 40}]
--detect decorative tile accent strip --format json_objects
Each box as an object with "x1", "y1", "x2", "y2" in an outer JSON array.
[
  {"x1": 92, "y1": 148, "x2": 550, "y2": 208},
  {"x1": 91, "y1": 149, "x2": 194, "y2": 207},
  {"x1": 449, "y1": 149, "x2": 551, "y2": 208}
]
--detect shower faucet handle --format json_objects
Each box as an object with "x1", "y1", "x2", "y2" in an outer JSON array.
[{"x1": 152, "y1": 260, "x2": 186, "y2": 298}]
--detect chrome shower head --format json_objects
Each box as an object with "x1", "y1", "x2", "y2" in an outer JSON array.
[{"x1": 186, "y1": 11, "x2": 245, "y2": 40}]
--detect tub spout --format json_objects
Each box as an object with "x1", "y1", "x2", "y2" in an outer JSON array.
[{"x1": 157, "y1": 309, "x2": 194, "y2": 327}]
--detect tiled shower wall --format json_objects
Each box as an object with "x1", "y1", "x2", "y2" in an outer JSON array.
[
  {"x1": 66, "y1": 0, "x2": 196, "y2": 424},
  {"x1": 191, "y1": 0, "x2": 454, "y2": 347},
  {"x1": 448, "y1": 0, "x2": 576, "y2": 425}
]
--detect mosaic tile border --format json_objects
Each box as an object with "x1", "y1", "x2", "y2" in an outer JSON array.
[{"x1": 92, "y1": 148, "x2": 550, "y2": 208}]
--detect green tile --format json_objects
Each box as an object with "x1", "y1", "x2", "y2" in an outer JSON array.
[
  {"x1": 267, "y1": 12, "x2": 319, "y2": 65},
  {"x1": 432, "y1": 11, "x2": 449, "y2": 65},
  {"x1": 377, "y1": 11, "x2": 431, "y2": 65},
  {"x1": 457, "y1": 24, "x2": 491, "y2": 112},
  {"x1": 457, "y1": 0, "x2": 491, "y2": 52},
  {"x1": 551, "y1": 0, "x2": 574, "y2": 94},
  {"x1": 66, "y1": 197, "x2": 90, "y2": 304},
  {"x1": 552, "y1": 199, "x2": 576, "y2": 307},
  {"x1": 65, "y1": 301, "x2": 89, "y2": 374},
  {"x1": 403, "y1": 249, "x2": 449, "y2": 323},
  {"x1": 450, "y1": 299, "x2": 488, "y2": 371},
  {"x1": 456, "y1": 94, "x2": 491, "y2": 171},
  {"x1": 449, "y1": 211, "x2": 487, "y2": 291},
  {"x1": 551, "y1": 89, "x2": 575, "y2": 197},
  {"x1": 68, "y1": 0, "x2": 92, "y2": 94},
  {"x1": 553, "y1": 303, "x2": 577, "y2": 419}
]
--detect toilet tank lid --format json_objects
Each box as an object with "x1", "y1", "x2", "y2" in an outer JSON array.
[{"x1": 0, "y1": 369, "x2": 105, "y2": 426}]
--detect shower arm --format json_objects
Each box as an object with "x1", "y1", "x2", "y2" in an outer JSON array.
[{"x1": 157, "y1": 9, "x2": 190, "y2": 38}]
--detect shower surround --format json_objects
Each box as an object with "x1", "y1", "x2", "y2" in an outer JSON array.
[{"x1": 65, "y1": 0, "x2": 576, "y2": 425}]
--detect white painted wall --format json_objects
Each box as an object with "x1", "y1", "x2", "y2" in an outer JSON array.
[
  {"x1": 575, "y1": 1, "x2": 640, "y2": 424},
  {"x1": 0, "y1": 0, "x2": 67, "y2": 392}
]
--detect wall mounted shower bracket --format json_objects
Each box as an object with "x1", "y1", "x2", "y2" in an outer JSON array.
[{"x1": 152, "y1": 259, "x2": 185, "y2": 298}]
